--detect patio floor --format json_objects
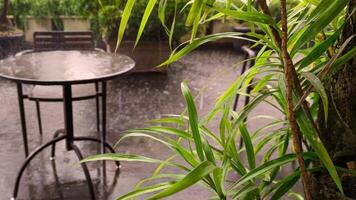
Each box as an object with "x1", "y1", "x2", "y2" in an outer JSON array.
[{"x1": 0, "y1": 47, "x2": 282, "y2": 200}]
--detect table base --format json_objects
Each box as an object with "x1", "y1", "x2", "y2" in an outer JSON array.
[{"x1": 11, "y1": 134, "x2": 120, "y2": 200}]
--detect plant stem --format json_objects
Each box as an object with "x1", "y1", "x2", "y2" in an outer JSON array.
[
  {"x1": 257, "y1": 0, "x2": 318, "y2": 132},
  {"x1": 0, "y1": 0, "x2": 10, "y2": 25},
  {"x1": 256, "y1": 0, "x2": 282, "y2": 48},
  {"x1": 279, "y1": 0, "x2": 313, "y2": 200}
]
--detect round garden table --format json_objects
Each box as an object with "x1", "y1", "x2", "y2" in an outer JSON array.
[{"x1": 0, "y1": 50, "x2": 135, "y2": 200}]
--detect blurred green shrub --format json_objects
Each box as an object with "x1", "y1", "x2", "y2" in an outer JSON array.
[{"x1": 9, "y1": 0, "x2": 187, "y2": 43}]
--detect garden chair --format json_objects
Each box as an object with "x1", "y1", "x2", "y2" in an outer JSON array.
[{"x1": 17, "y1": 31, "x2": 106, "y2": 156}]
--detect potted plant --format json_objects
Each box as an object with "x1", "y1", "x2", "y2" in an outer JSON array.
[
  {"x1": 20, "y1": 0, "x2": 53, "y2": 42},
  {"x1": 10, "y1": 0, "x2": 89, "y2": 42}
]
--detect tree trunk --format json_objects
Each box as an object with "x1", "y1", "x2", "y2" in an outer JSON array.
[
  {"x1": 0, "y1": 0, "x2": 9, "y2": 26},
  {"x1": 313, "y1": 1, "x2": 356, "y2": 199}
]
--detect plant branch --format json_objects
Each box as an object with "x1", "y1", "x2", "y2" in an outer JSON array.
[
  {"x1": 256, "y1": 0, "x2": 282, "y2": 48},
  {"x1": 0, "y1": 0, "x2": 10, "y2": 25},
  {"x1": 257, "y1": 0, "x2": 320, "y2": 136},
  {"x1": 280, "y1": 0, "x2": 313, "y2": 199}
]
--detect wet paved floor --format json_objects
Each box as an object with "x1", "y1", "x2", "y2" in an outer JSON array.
[{"x1": 0, "y1": 48, "x2": 283, "y2": 200}]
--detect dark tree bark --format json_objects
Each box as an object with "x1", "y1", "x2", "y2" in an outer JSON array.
[
  {"x1": 313, "y1": 1, "x2": 356, "y2": 199},
  {"x1": 0, "y1": 0, "x2": 10, "y2": 27},
  {"x1": 0, "y1": 0, "x2": 9, "y2": 23}
]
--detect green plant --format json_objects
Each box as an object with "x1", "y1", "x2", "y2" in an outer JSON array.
[
  {"x1": 57, "y1": 0, "x2": 78, "y2": 16},
  {"x1": 10, "y1": 0, "x2": 62, "y2": 29},
  {"x1": 269, "y1": 0, "x2": 299, "y2": 20},
  {"x1": 75, "y1": 0, "x2": 123, "y2": 41},
  {"x1": 122, "y1": 0, "x2": 188, "y2": 43},
  {"x1": 10, "y1": 0, "x2": 93, "y2": 30},
  {"x1": 67, "y1": 0, "x2": 187, "y2": 45},
  {"x1": 83, "y1": 0, "x2": 356, "y2": 199}
]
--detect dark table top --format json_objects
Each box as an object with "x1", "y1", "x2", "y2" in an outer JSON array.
[{"x1": 0, "y1": 50, "x2": 135, "y2": 85}]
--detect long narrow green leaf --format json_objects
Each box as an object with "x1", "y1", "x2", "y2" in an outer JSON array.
[
  {"x1": 181, "y1": 82, "x2": 205, "y2": 161},
  {"x1": 172, "y1": 144, "x2": 200, "y2": 167},
  {"x1": 233, "y1": 184, "x2": 259, "y2": 199},
  {"x1": 126, "y1": 126, "x2": 191, "y2": 139},
  {"x1": 238, "y1": 122, "x2": 256, "y2": 169},
  {"x1": 212, "y1": 167, "x2": 225, "y2": 199},
  {"x1": 134, "y1": 173, "x2": 184, "y2": 194},
  {"x1": 308, "y1": 0, "x2": 334, "y2": 22},
  {"x1": 185, "y1": 0, "x2": 203, "y2": 27},
  {"x1": 219, "y1": 105, "x2": 230, "y2": 144},
  {"x1": 231, "y1": 93, "x2": 269, "y2": 131},
  {"x1": 227, "y1": 135, "x2": 247, "y2": 175},
  {"x1": 329, "y1": 46, "x2": 356, "y2": 77},
  {"x1": 251, "y1": 74, "x2": 273, "y2": 93},
  {"x1": 115, "y1": 0, "x2": 135, "y2": 50},
  {"x1": 301, "y1": 72, "x2": 328, "y2": 121},
  {"x1": 135, "y1": 0, "x2": 158, "y2": 47},
  {"x1": 158, "y1": 32, "x2": 253, "y2": 67},
  {"x1": 158, "y1": 0, "x2": 167, "y2": 26},
  {"x1": 270, "y1": 171, "x2": 300, "y2": 200},
  {"x1": 297, "y1": 26, "x2": 343, "y2": 69},
  {"x1": 190, "y1": 1, "x2": 204, "y2": 40},
  {"x1": 148, "y1": 161, "x2": 216, "y2": 199},
  {"x1": 202, "y1": 139, "x2": 216, "y2": 165},
  {"x1": 118, "y1": 182, "x2": 173, "y2": 200},
  {"x1": 296, "y1": 108, "x2": 344, "y2": 194},
  {"x1": 118, "y1": 133, "x2": 172, "y2": 148},
  {"x1": 150, "y1": 117, "x2": 186, "y2": 126},
  {"x1": 291, "y1": 0, "x2": 349, "y2": 55},
  {"x1": 200, "y1": 126, "x2": 223, "y2": 146},
  {"x1": 230, "y1": 153, "x2": 317, "y2": 190},
  {"x1": 213, "y1": 7, "x2": 274, "y2": 25},
  {"x1": 82, "y1": 153, "x2": 162, "y2": 164},
  {"x1": 254, "y1": 130, "x2": 286, "y2": 154}
]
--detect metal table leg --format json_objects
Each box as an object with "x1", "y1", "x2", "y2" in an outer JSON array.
[
  {"x1": 71, "y1": 142, "x2": 96, "y2": 200},
  {"x1": 50, "y1": 129, "x2": 65, "y2": 160},
  {"x1": 12, "y1": 83, "x2": 117, "y2": 199},
  {"x1": 35, "y1": 99, "x2": 43, "y2": 136},
  {"x1": 16, "y1": 83, "x2": 29, "y2": 157},
  {"x1": 95, "y1": 82, "x2": 100, "y2": 133},
  {"x1": 11, "y1": 135, "x2": 67, "y2": 200},
  {"x1": 101, "y1": 81, "x2": 107, "y2": 154},
  {"x1": 63, "y1": 84, "x2": 74, "y2": 151},
  {"x1": 50, "y1": 159, "x2": 64, "y2": 199},
  {"x1": 12, "y1": 134, "x2": 120, "y2": 200},
  {"x1": 101, "y1": 81, "x2": 107, "y2": 180}
]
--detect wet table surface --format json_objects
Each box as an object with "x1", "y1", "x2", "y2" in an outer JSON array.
[{"x1": 0, "y1": 50, "x2": 135, "y2": 85}]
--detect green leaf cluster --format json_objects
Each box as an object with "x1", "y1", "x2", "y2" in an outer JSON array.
[{"x1": 83, "y1": 0, "x2": 356, "y2": 199}]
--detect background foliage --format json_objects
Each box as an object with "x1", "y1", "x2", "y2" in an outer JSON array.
[{"x1": 8, "y1": 0, "x2": 188, "y2": 42}]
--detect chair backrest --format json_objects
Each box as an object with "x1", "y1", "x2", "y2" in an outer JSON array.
[{"x1": 34, "y1": 31, "x2": 95, "y2": 51}]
